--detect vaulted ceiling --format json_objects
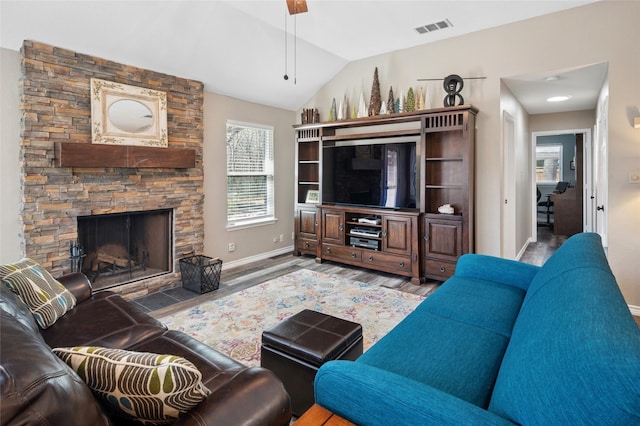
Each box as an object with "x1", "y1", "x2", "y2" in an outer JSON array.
[{"x1": 0, "y1": 0, "x2": 602, "y2": 112}]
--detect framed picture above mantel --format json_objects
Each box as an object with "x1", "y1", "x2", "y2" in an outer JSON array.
[{"x1": 90, "y1": 78, "x2": 168, "y2": 147}]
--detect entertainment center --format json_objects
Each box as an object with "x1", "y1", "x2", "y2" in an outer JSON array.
[{"x1": 293, "y1": 105, "x2": 477, "y2": 284}]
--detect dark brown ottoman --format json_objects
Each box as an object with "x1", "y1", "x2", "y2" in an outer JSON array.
[{"x1": 261, "y1": 309, "x2": 363, "y2": 416}]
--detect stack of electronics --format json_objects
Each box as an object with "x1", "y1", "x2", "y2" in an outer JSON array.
[{"x1": 350, "y1": 226, "x2": 381, "y2": 250}]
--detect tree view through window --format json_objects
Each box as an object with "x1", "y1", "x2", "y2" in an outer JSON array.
[
  {"x1": 226, "y1": 121, "x2": 274, "y2": 226},
  {"x1": 536, "y1": 145, "x2": 563, "y2": 184}
]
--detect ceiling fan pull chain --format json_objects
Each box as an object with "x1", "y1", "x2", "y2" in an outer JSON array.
[
  {"x1": 294, "y1": 14, "x2": 297, "y2": 85},
  {"x1": 283, "y1": 10, "x2": 289, "y2": 81}
]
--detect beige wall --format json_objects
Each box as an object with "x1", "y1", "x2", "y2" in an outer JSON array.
[
  {"x1": 0, "y1": 47, "x2": 21, "y2": 264},
  {"x1": 202, "y1": 93, "x2": 296, "y2": 267},
  {"x1": 303, "y1": 1, "x2": 640, "y2": 306}
]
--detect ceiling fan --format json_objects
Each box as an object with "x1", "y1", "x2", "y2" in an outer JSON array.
[{"x1": 286, "y1": 0, "x2": 308, "y2": 15}]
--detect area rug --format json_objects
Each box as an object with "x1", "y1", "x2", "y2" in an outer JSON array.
[{"x1": 156, "y1": 269, "x2": 425, "y2": 367}]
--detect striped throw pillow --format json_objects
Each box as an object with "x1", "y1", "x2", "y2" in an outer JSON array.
[
  {"x1": 0, "y1": 258, "x2": 76, "y2": 328},
  {"x1": 53, "y1": 346, "x2": 210, "y2": 425}
]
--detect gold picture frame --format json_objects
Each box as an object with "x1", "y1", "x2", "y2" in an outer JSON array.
[{"x1": 90, "y1": 78, "x2": 168, "y2": 147}]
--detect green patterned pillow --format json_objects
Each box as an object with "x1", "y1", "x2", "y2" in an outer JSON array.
[
  {"x1": 53, "y1": 346, "x2": 210, "y2": 425},
  {"x1": 0, "y1": 258, "x2": 76, "y2": 328}
]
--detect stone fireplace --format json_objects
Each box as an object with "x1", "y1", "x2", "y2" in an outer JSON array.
[
  {"x1": 19, "y1": 41, "x2": 205, "y2": 298},
  {"x1": 77, "y1": 209, "x2": 172, "y2": 291}
]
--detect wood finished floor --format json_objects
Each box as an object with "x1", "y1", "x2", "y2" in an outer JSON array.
[{"x1": 137, "y1": 226, "x2": 640, "y2": 327}]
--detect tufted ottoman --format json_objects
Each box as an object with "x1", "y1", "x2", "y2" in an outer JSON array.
[{"x1": 261, "y1": 309, "x2": 363, "y2": 416}]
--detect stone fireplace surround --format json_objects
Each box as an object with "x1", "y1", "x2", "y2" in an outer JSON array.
[{"x1": 19, "y1": 41, "x2": 204, "y2": 299}]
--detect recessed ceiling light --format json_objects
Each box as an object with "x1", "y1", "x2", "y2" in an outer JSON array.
[{"x1": 547, "y1": 95, "x2": 571, "y2": 102}]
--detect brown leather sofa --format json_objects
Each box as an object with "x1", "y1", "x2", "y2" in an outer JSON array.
[{"x1": 0, "y1": 272, "x2": 291, "y2": 426}]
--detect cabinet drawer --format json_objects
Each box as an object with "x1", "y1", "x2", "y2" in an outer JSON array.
[
  {"x1": 363, "y1": 252, "x2": 413, "y2": 275},
  {"x1": 322, "y1": 244, "x2": 362, "y2": 263},
  {"x1": 297, "y1": 238, "x2": 317, "y2": 255},
  {"x1": 424, "y1": 258, "x2": 457, "y2": 280}
]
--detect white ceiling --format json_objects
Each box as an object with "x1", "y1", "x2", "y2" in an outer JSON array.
[{"x1": 0, "y1": 0, "x2": 604, "y2": 113}]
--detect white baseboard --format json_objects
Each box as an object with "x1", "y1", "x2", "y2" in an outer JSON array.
[
  {"x1": 222, "y1": 245, "x2": 294, "y2": 271},
  {"x1": 629, "y1": 305, "x2": 640, "y2": 317},
  {"x1": 515, "y1": 237, "x2": 534, "y2": 261}
]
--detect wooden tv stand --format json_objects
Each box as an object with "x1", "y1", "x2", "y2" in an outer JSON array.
[
  {"x1": 293, "y1": 106, "x2": 477, "y2": 283},
  {"x1": 319, "y1": 205, "x2": 420, "y2": 284}
]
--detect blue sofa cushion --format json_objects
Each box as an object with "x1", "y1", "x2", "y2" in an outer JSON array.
[
  {"x1": 489, "y1": 233, "x2": 640, "y2": 424},
  {"x1": 356, "y1": 278, "x2": 526, "y2": 408},
  {"x1": 424, "y1": 276, "x2": 526, "y2": 338}
]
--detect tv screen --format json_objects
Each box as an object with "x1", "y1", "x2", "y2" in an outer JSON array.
[{"x1": 322, "y1": 140, "x2": 417, "y2": 209}]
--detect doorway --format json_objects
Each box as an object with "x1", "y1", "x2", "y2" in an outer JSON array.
[{"x1": 532, "y1": 129, "x2": 592, "y2": 241}]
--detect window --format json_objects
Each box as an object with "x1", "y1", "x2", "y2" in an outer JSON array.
[
  {"x1": 535, "y1": 144, "x2": 563, "y2": 184},
  {"x1": 226, "y1": 121, "x2": 275, "y2": 228}
]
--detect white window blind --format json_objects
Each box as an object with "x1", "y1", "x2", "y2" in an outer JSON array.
[
  {"x1": 226, "y1": 121, "x2": 274, "y2": 226},
  {"x1": 535, "y1": 144, "x2": 563, "y2": 184}
]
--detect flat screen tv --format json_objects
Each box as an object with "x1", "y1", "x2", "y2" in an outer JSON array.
[{"x1": 322, "y1": 139, "x2": 418, "y2": 210}]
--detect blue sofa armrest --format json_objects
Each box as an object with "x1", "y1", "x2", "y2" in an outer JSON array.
[
  {"x1": 454, "y1": 254, "x2": 540, "y2": 291},
  {"x1": 315, "y1": 361, "x2": 515, "y2": 426}
]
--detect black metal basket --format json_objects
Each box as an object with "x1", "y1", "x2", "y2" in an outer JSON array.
[{"x1": 179, "y1": 255, "x2": 222, "y2": 294}]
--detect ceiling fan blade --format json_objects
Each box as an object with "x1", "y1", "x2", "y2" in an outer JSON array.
[{"x1": 286, "y1": 0, "x2": 308, "y2": 15}]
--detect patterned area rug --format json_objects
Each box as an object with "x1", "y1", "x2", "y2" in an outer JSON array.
[{"x1": 157, "y1": 269, "x2": 425, "y2": 367}]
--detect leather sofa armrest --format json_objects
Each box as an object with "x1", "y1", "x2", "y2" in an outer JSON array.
[
  {"x1": 174, "y1": 367, "x2": 292, "y2": 426},
  {"x1": 57, "y1": 272, "x2": 93, "y2": 302}
]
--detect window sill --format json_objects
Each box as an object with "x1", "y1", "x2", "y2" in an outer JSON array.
[{"x1": 227, "y1": 217, "x2": 278, "y2": 231}]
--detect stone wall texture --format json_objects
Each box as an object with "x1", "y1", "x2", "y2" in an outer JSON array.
[{"x1": 19, "y1": 40, "x2": 205, "y2": 298}]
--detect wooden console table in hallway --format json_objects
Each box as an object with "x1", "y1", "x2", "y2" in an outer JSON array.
[{"x1": 550, "y1": 187, "x2": 582, "y2": 236}]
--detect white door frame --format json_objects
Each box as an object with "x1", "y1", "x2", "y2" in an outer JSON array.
[
  {"x1": 531, "y1": 128, "x2": 593, "y2": 241},
  {"x1": 501, "y1": 111, "x2": 516, "y2": 258}
]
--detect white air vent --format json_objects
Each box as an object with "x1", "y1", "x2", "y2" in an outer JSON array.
[{"x1": 415, "y1": 19, "x2": 453, "y2": 34}]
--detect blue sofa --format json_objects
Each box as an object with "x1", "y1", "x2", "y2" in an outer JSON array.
[{"x1": 314, "y1": 233, "x2": 640, "y2": 425}]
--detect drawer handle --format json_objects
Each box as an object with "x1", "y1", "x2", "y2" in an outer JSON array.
[
  {"x1": 351, "y1": 252, "x2": 357, "y2": 258},
  {"x1": 326, "y1": 247, "x2": 331, "y2": 254},
  {"x1": 339, "y1": 224, "x2": 344, "y2": 232},
  {"x1": 304, "y1": 241, "x2": 310, "y2": 248},
  {"x1": 399, "y1": 261, "x2": 405, "y2": 268},
  {"x1": 368, "y1": 256, "x2": 374, "y2": 262},
  {"x1": 440, "y1": 266, "x2": 446, "y2": 273}
]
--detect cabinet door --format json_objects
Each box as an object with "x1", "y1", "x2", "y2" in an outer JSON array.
[
  {"x1": 298, "y1": 208, "x2": 318, "y2": 237},
  {"x1": 322, "y1": 210, "x2": 345, "y2": 245},
  {"x1": 423, "y1": 216, "x2": 463, "y2": 261},
  {"x1": 382, "y1": 215, "x2": 412, "y2": 256}
]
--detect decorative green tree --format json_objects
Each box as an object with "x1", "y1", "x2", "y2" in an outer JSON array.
[
  {"x1": 368, "y1": 67, "x2": 382, "y2": 116},
  {"x1": 406, "y1": 88, "x2": 415, "y2": 112}
]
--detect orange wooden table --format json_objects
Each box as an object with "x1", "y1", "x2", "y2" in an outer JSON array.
[{"x1": 294, "y1": 404, "x2": 355, "y2": 425}]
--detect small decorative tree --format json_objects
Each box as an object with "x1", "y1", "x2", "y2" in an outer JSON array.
[
  {"x1": 387, "y1": 86, "x2": 395, "y2": 115},
  {"x1": 406, "y1": 88, "x2": 415, "y2": 112},
  {"x1": 368, "y1": 67, "x2": 382, "y2": 116}
]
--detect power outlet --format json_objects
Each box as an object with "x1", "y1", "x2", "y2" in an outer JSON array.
[
  {"x1": 279, "y1": 234, "x2": 284, "y2": 242},
  {"x1": 228, "y1": 243, "x2": 236, "y2": 252}
]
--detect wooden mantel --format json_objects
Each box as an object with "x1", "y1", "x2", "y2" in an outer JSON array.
[{"x1": 54, "y1": 142, "x2": 196, "y2": 169}]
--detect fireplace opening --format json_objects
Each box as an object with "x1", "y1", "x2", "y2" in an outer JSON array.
[{"x1": 77, "y1": 209, "x2": 173, "y2": 291}]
